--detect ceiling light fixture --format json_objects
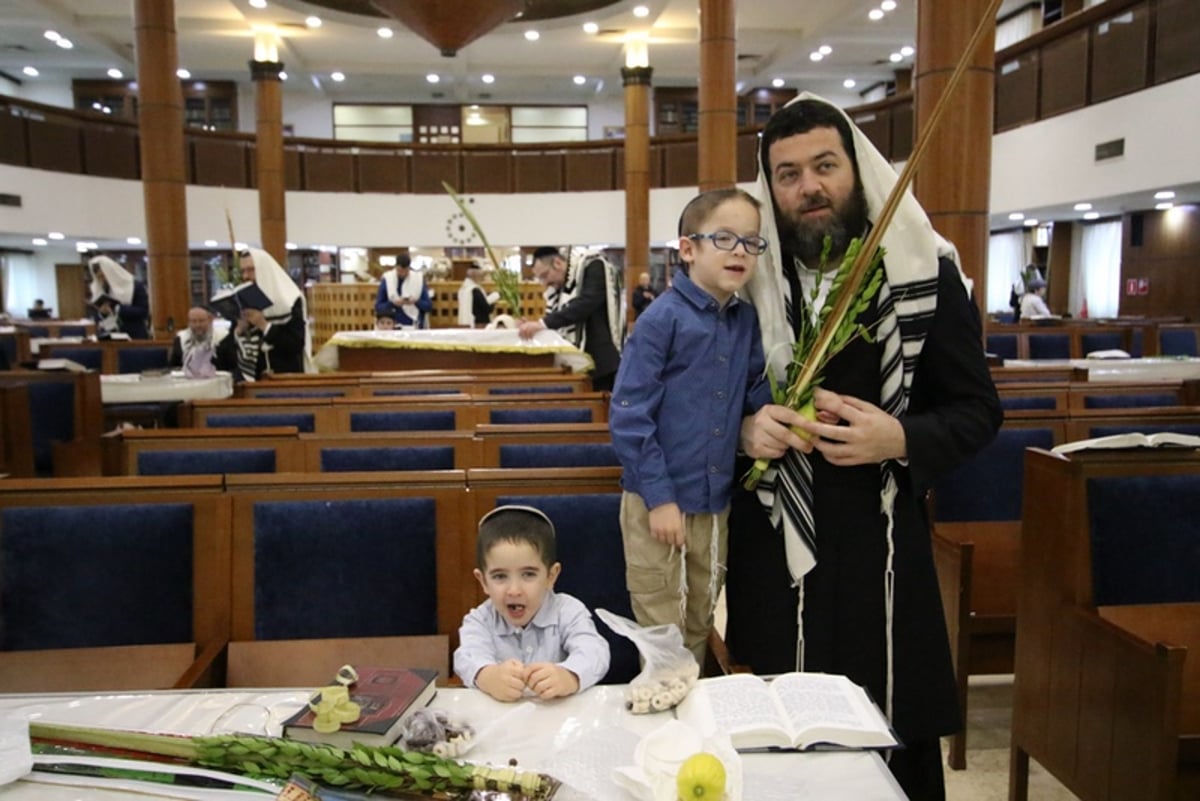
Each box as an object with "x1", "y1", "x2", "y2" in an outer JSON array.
[
  {"x1": 573, "y1": 75, "x2": 586, "y2": 85},
  {"x1": 32, "y1": 238, "x2": 47, "y2": 246},
  {"x1": 810, "y1": 52, "x2": 823, "y2": 62},
  {"x1": 869, "y1": 9, "x2": 885, "y2": 21},
  {"x1": 1083, "y1": 211, "x2": 1100, "y2": 220},
  {"x1": 43, "y1": 30, "x2": 60, "y2": 41},
  {"x1": 249, "y1": 0, "x2": 267, "y2": 8},
  {"x1": 1023, "y1": 218, "x2": 1039, "y2": 227},
  {"x1": 126, "y1": 237, "x2": 142, "y2": 245},
  {"x1": 524, "y1": 30, "x2": 540, "y2": 41},
  {"x1": 583, "y1": 22, "x2": 599, "y2": 34},
  {"x1": 882, "y1": 0, "x2": 897, "y2": 10},
  {"x1": 772, "y1": 78, "x2": 785, "y2": 88},
  {"x1": 48, "y1": 232, "x2": 64, "y2": 240},
  {"x1": 204, "y1": 240, "x2": 218, "y2": 247},
  {"x1": 1008, "y1": 212, "x2": 1025, "y2": 220},
  {"x1": 900, "y1": 45, "x2": 914, "y2": 57},
  {"x1": 378, "y1": 27, "x2": 394, "y2": 38},
  {"x1": 107, "y1": 68, "x2": 123, "y2": 79},
  {"x1": 177, "y1": 68, "x2": 191, "y2": 79},
  {"x1": 22, "y1": 66, "x2": 38, "y2": 77},
  {"x1": 279, "y1": 71, "x2": 287, "y2": 80},
  {"x1": 633, "y1": 5, "x2": 650, "y2": 17},
  {"x1": 286, "y1": 242, "x2": 297, "y2": 250},
  {"x1": 1073, "y1": 202, "x2": 1092, "y2": 211},
  {"x1": 819, "y1": 45, "x2": 832, "y2": 55},
  {"x1": 55, "y1": 38, "x2": 73, "y2": 49},
  {"x1": 481, "y1": 73, "x2": 495, "y2": 84},
  {"x1": 1156, "y1": 202, "x2": 1174, "y2": 210},
  {"x1": 426, "y1": 73, "x2": 439, "y2": 83},
  {"x1": 305, "y1": 16, "x2": 322, "y2": 28},
  {"x1": 843, "y1": 78, "x2": 856, "y2": 89},
  {"x1": 331, "y1": 71, "x2": 346, "y2": 82},
  {"x1": 1154, "y1": 190, "x2": 1176, "y2": 199},
  {"x1": 889, "y1": 52, "x2": 902, "y2": 62}
]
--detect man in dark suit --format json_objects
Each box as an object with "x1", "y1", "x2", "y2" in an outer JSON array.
[{"x1": 517, "y1": 246, "x2": 624, "y2": 391}]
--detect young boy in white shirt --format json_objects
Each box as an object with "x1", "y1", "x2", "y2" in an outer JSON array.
[{"x1": 454, "y1": 505, "x2": 611, "y2": 701}]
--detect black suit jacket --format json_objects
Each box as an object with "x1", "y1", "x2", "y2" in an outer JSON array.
[{"x1": 542, "y1": 258, "x2": 621, "y2": 380}]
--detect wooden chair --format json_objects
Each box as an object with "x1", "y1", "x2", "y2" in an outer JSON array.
[
  {"x1": 0, "y1": 370, "x2": 104, "y2": 476},
  {"x1": 1010, "y1": 448, "x2": 1200, "y2": 801}
]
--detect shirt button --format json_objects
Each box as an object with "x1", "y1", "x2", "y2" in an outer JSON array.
[
  {"x1": 709, "y1": 465, "x2": 718, "y2": 474},
  {"x1": 715, "y1": 390, "x2": 726, "y2": 399},
  {"x1": 717, "y1": 355, "x2": 728, "y2": 363},
  {"x1": 620, "y1": 400, "x2": 629, "y2": 406},
  {"x1": 713, "y1": 428, "x2": 722, "y2": 436}
]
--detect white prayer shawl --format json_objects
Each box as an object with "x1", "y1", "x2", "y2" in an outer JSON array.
[
  {"x1": 88, "y1": 256, "x2": 135, "y2": 305},
  {"x1": 553, "y1": 248, "x2": 626, "y2": 356},
  {"x1": 742, "y1": 91, "x2": 969, "y2": 723},
  {"x1": 243, "y1": 247, "x2": 315, "y2": 373},
  {"x1": 384, "y1": 267, "x2": 425, "y2": 326},
  {"x1": 457, "y1": 276, "x2": 479, "y2": 327}
]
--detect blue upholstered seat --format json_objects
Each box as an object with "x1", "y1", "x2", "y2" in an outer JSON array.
[
  {"x1": 372, "y1": 388, "x2": 460, "y2": 396},
  {"x1": 1080, "y1": 332, "x2": 1124, "y2": 355},
  {"x1": 1028, "y1": 334, "x2": 1070, "y2": 360},
  {"x1": 986, "y1": 334, "x2": 1018, "y2": 360},
  {"x1": 49, "y1": 347, "x2": 102, "y2": 371},
  {"x1": 349, "y1": 411, "x2": 456, "y2": 432},
  {"x1": 493, "y1": 492, "x2": 638, "y2": 684},
  {"x1": 1083, "y1": 393, "x2": 1177, "y2": 409},
  {"x1": 250, "y1": 497, "x2": 438, "y2": 639},
  {"x1": 490, "y1": 408, "x2": 593, "y2": 424},
  {"x1": 26, "y1": 326, "x2": 50, "y2": 338},
  {"x1": 320, "y1": 446, "x2": 454, "y2": 472},
  {"x1": 253, "y1": 390, "x2": 346, "y2": 399},
  {"x1": 27, "y1": 381, "x2": 76, "y2": 474},
  {"x1": 117, "y1": 347, "x2": 170, "y2": 374},
  {"x1": 206, "y1": 413, "x2": 316, "y2": 432},
  {"x1": 1000, "y1": 396, "x2": 1057, "y2": 411},
  {"x1": 1087, "y1": 475, "x2": 1200, "y2": 606},
  {"x1": 488, "y1": 385, "x2": 575, "y2": 395},
  {"x1": 1159, "y1": 329, "x2": 1198, "y2": 357},
  {"x1": 58, "y1": 326, "x2": 88, "y2": 337},
  {"x1": 0, "y1": 503, "x2": 194, "y2": 650},
  {"x1": 934, "y1": 428, "x2": 1056, "y2": 522},
  {"x1": 137, "y1": 448, "x2": 276, "y2": 475},
  {"x1": 499, "y1": 443, "x2": 620, "y2": 468}
]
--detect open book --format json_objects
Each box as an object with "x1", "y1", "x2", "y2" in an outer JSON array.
[
  {"x1": 1052, "y1": 431, "x2": 1200, "y2": 455},
  {"x1": 209, "y1": 281, "x2": 273, "y2": 321},
  {"x1": 674, "y1": 672, "x2": 899, "y2": 752}
]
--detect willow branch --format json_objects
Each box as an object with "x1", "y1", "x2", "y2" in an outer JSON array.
[{"x1": 442, "y1": 182, "x2": 502, "y2": 273}]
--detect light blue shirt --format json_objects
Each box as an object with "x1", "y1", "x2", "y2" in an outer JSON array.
[
  {"x1": 453, "y1": 590, "x2": 611, "y2": 692},
  {"x1": 609, "y1": 270, "x2": 771, "y2": 513}
]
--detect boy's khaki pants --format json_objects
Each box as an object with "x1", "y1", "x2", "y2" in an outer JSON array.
[{"x1": 620, "y1": 491, "x2": 728, "y2": 666}]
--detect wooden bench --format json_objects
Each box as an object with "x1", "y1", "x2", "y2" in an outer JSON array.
[
  {"x1": 39, "y1": 338, "x2": 173, "y2": 374},
  {"x1": 300, "y1": 431, "x2": 478, "y2": 471},
  {"x1": 472, "y1": 422, "x2": 614, "y2": 468},
  {"x1": 0, "y1": 370, "x2": 104, "y2": 476},
  {"x1": 105, "y1": 425, "x2": 307, "y2": 476}
]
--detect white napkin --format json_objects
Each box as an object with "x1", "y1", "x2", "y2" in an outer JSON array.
[
  {"x1": 0, "y1": 715, "x2": 33, "y2": 785},
  {"x1": 612, "y1": 719, "x2": 742, "y2": 801}
]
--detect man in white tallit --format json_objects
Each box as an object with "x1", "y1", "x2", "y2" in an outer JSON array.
[
  {"x1": 88, "y1": 255, "x2": 150, "y2": 339},
  {"x1": 214, "y1": 248, "x2": 313, "y2": 382},
  {"x1": 517, "y1": 246, "x2": 625, "y2": 391},
  {"x1": 169, "y1": 306, "x2": 223, "y2": 377},
  {"x1": 375, "y1": 255, "x2": 432, "y2": 329},
  {"x1": 457, "y1": 265, "x2": 497, "y2": 328},
  {"x1": 724, "y1": 95, "x2": 1002, "y2": 800}
]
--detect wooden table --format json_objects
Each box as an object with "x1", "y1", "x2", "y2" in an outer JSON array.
[{"x1": 317, "y1": 329, "x2": 590, "y2": 373}]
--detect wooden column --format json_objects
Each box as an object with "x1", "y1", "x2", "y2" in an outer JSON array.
[
  {"x1": 251, "y1": 60, "x2": 287, "y2": 264},
  {"x1": 134, "y1": 0, "x2": 190, "y2": 335},
  {"x1": 622, "y1": 66, "x2": 652, "y2": 324},
  {"x1": 698, "y1": 0, "x2": 737, "y2": 190},
  {"x1": 913, "y1": 0, "x2": 996, "y2": 320}
]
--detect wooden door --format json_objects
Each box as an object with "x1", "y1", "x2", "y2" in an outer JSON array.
[{"x1": 55, "y1": 262, "x2": 89, "y2": 319}]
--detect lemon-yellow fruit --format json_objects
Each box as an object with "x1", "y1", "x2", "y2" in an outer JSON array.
[{"x1": 676, "y1": 752, "x2": 726, "y2": 800}]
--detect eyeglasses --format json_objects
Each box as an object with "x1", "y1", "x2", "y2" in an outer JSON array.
[{"x1": 687, "y1": 231, "x2": 769, "y2": 255}]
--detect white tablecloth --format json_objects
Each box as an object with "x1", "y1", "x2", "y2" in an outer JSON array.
[
  {"x1": 100, "y1": 372, "x2": 235, "y2": 404},
  {"x1": 0, "y1": 686, "x2": 904, "y2": 801},
  {"x1": 315, "y1": 328, "x2": 592, "y2": 374},
  {"x1": 1003, "y1": 356, "x2": 1200, "y2": 382}
]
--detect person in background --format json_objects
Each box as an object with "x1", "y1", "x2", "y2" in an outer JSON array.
[
  {"x1": 458, "y1": 265, "x2": 496, "y2": 328},
  {"x1": 216, "y1": 248, "x2": 310, "y2": 381},
  {"x1": 609, "y1": 187, "x2": 772, "y2": 666},
  {"x1": 169, "y1": 306, "x2": 220, "y2": 376},
  {"x1": 375, "y1": 314, "x2": 396, "y2": 330},
  {"x1": 28, "y1": 299, "x2": 52, "y2": 320},
  {"x1": 728, "y1": 95, "x2": 1002, "y2": 800},
  {"x1": 454, "y1": 505, "x2": 610, "y2": 702},
  {"x1": 88, "y1": 256, "x2": 150, "y2": 339},
  {"x1": 1020, "y1": 276, "x2": 1052, "y2": 318},
  {"x1": 631, "y1": 272, "x2": 659, "y2": 319},
  {"x1": 518, "y1": 246, "x2": 625, "y2": 392},
  {"x1": 375, "y1": 255, "x2": 432, "y2": 329}
]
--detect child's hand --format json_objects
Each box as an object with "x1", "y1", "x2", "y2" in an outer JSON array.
[
  {"x1": 476, "y1": 659, "x2": 526, "y2": 702},
  {"x1": 523, "y1": 663, "x2": 579, "y2": 699},
  {"x1": 648, "y1": 502, "x2": 685, "y2": 547}
]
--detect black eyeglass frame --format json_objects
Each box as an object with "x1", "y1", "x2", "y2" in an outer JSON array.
[{"x1": 686, "y1": 231, "x2": 770, "y2": 255}]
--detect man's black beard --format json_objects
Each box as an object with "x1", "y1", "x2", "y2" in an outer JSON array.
[{"x1": 778, "y1": 183, "x2": 870, "y2": 268}]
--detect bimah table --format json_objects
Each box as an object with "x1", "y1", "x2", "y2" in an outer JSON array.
[{"x1": 316, "y1": 329, "x2": 591, "y2": 373}]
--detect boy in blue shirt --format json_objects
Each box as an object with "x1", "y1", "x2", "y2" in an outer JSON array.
[
  {"x1": 454, "y1": 505, "x2": 610, "y2": 701},
  {"x1": 609, "y1": 187, "x2": 772, "y2": 665}
]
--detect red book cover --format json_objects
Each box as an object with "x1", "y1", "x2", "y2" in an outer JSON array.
[{"x1": 283, "y1": 666, "x2": 439, "y2": 748}]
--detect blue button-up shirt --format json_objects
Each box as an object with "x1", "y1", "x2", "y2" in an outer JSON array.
[
  {"x1": 609, "y1": 270, "x2": 771, "y2": 513},
  {"x1": 453, "y1": 590, "x2": 611, "y2": 692}
]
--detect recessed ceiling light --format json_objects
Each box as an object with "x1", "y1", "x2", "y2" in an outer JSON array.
[
  {"x1": 126, "y1": 236, "x2": 142, "y2": 245},
  {"x1": 249, "y1": 0, "x2": 267, "y2": 8},
  {"x1": 481, "y1": 73, "x2": 495, "y2": 84},
  {"x1": 107, "y1": 68, "x2": 123, "y2": 79},
  {"x1": 56, "y1": 38, "x2": 73, "y2": 49},
  {"x1": 331, "y1": 71, "x2": 346, "y2": 82},
  {"x1": 286, "y1": 242, "x2": 297, "y2": 250},
  {"x1": 32, "y1": 238, "x2": 47, "y2": 246},
  {"x1": 1156, "y1": 202, "x2": 1174, "y2": 210},
  {"x1": 890, "y1": 52, "x2": 903, "y2": 62},
  {"x1": 583, "y1": 22, "x2": 599, "y2": 34},
  {"x1": 810, "y1": 52, "x2": 823, "y2": 62},
  {"x1": 1074, "y1": 202, "x2": 1092, "y2": 211},
  {"x1": 1083, "y1": 211, "x2": 1100, "y2": 220},
  {"x1": 573, "y1": 75, "x2": 586, "y2": 85},
  {"x1": 425, "y1": 73, "x2": 439, "y2": 83},
  {"x1": 44, "y1": 30, "x2": 60, "y2": 41},
  {"x1": 818, "y1": 45, "x2": 832, "y2": 55},
  {"x1": 1154, "y1": 190, "x2": 1175, "y2": 200},
  {"x1": 633, "y1": 5, "x2": 650, "y2": 17},
  {"x1": 1008, "y1": 212, "x2": 1025, "y2": 220},
  {"x1": 203, "y1": 240, "x2": 218, "y2": 247},
  {"x1": 843, "y1": 78, "x2": 856, "y2": 89},
  {"x1": 279, "y1": 71, "x2": 287, "y2": 80},
  {"x1": 771, "y1": 78, "x2": 785, "y2": 88},
  {"x1": 881, "y1": 0, "x2": 897, "y2": 10},
  {"x1": 22, "y1": 66, "x2": 38, "y2": 77},
  {"x1": 1024, "y1": 218, "x2": 1039, "y2": 226},
  {"x1": 377, "y1": 27, "x2": 393, "y2": 38},
  {"x1": 900, "y1": 46, "x2": 914, "y2": 57},
  {"x1": 869, "y1": 9, "x2": 885, "y2": 21},
  {"x1": 524, "y1": 30, "x2": 540, "y2": 41},
  {"x1": 177, "y1": 68, "x2": 191, "y2": 79},
  {"x1": 48, "y1": 232, "x2": 64, "y2": 240},
  {"x1": 306, "y1": 16, "x2": 322, "y2": 28}
]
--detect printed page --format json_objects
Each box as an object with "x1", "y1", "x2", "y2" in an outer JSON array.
[
  {"x1": 771, "y1": 673, "x2": 894, "y2": 748},
  {"x1": 676, "y1": 674, "x2": 789, "y2": 748}
]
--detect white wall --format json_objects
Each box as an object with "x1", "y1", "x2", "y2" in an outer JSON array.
[
  {"x1": 0, "y1": 76, "x2": 74, "y2": 108},
  {"x1": 1, "y1": 244, "x2": 78, "y2": 317}
]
